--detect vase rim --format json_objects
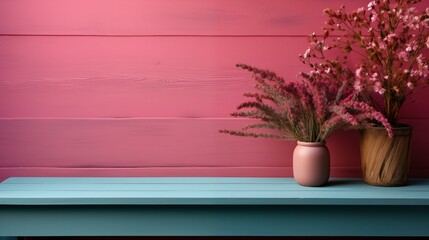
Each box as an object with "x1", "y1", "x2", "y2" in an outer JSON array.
[
  {"x1": 297, "y1": 141, "x2": 326, "y2": 146},
  {"x1": 367, "y1": 123, "x2": 412, "y2": 130}
]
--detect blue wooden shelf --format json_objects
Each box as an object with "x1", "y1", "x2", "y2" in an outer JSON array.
[
  {"x1": 1, "y1": 177, "x2": 429, "y2": 205},
  {"x1": 0, "y1": 177, "x2": 428, "y2": 238}
]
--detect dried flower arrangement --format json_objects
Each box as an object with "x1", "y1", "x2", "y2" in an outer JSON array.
[
  {"x1": 221, "y1": 0, "x2": 428, "y2": 142},
  {"x1": 320, "y1": 0, "x2": 429, "y2": 126},
  {"x1": 219, "y1": 61, "x2": 392, "y2": 142}
]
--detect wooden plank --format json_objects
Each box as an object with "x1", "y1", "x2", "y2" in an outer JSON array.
[
  {"x1": 0, "y1": 167, "x2": 364, "y2": 183},
  {"x1": 0, "y1": 0, "x2": 370, "y2": 36},
  {"x1": 0, "y1": 36, "x2": 310, "y2": 118},
  {"x1": 0, "y1": 118, "x2": 356, "y2": 168},
  {"x1": 2, "y1": 181, "x2": 429, "y2": 192},
  {"x1": 0, "y1": 118, "x2": 294, "y2": 168},
  {"x1": 0, "y1": 178, "x2": 428, "y2": 205},
  {"x1": 0, "y1": 206, "x2": 429, "y2": 237},
  {"x1": 1, "y1": 178, "x2": 428, "y2": 236},
  {"x1": 1, "y1": 36, "x2": 427, "y2": 119},
  {"x1": 1, "y1": 190, "x2": 429, "y2": 205},
  {"x1": 0, "y1": 205, "x2": 428, "y2": 236},
  {"x1": 0, "y1": 118, "x2": 428, "y2": 180},
  {"x1": 2, "y1": 177, "x2": 294, "y2": 184}
]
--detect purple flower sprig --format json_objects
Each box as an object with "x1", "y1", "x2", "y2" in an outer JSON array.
[{"x1": 220, "y1": 62, "x2": 392, "y2": 142}]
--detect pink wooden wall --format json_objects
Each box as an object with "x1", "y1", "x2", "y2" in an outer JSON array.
[{"x1": 0, "y1": 0, "x2": 428, "y2": 181}]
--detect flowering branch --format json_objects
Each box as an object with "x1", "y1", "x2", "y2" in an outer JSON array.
[{"x1": 323, "y1": 0, "x2": 429, "y2": 126}]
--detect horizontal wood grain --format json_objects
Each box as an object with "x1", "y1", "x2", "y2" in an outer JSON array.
[
  {"x1": 1, "y1": 36, "x2": 428, "y2": 118},
  {"x1": 0, "y1": 167, "x2": 362, "y2": 183},
  {"x1": 0, "y1": 0, "x2": 369, "y2": 36},
  {"x1": 2, "y1": 178, "x2": 429, "y2": 205},
  {"x1": 0, "y1": 36, "x2": 309, "y2": 118},
  {"x1": 0, "y1": 118, "x2": 355, "y2": 168},
  {"x1": 0, "y1": 118, "x2": 428, "y2": 181},
  {"x1": 0, "y1": 118, "x2": 294, "y2": 168},
  {"x1": 1, "y1": 179, "x2": 428, "y2": 238},
  {"x1": 0, "y1": 0, "x2": 428, "y2": 182}
]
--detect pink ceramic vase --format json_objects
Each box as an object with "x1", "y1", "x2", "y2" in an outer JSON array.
[{"x1": 293, "y1": 141, "x2": 330, "y2": 187}]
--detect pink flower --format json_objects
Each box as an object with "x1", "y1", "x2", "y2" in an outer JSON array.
[
  {"x1": 370, "y1": 72, "x2": 378, "y2": 81},
  {"x1": 417, "y1": 54, "x2": 424, "y2": 65},
  {"x1": 423, "y1": 18, "x2": 429, "y2": 28},
  {"x1": 374, "y1": 81, "x2": 381, "y2": 91},
  {"x1": 354, "y1": 80, "x2": 362, "y2": 92},
  {"x1": 303, "y1": 48, "x2": 311, "y2": 58},
  {"x1": 407, "y1": 7, "x2": 416, "y2": 15},
  {"x1": 370, "y1": 111, "x2": 393, "y2": 137},
  {"x1": 418, "y1": 65, "x2": 428, "y2": 77},
  {"x1": 396, "y1": 8, "x2": 403, "y2": 17},
  {"x1": 371, "y1": 13, "x2": 378, "y2": 22},
  {"x1": 374, "y1": 82, "x2": 385, "y2": 95},
  {"x1": 355, "y1": 66, "x2": 363, "y2": 78},
  {"x1": 325, "y1": 68, "x2": 331, "y2": 74},
  {"x1": 345, "y1": 113, "x2": 359, "y2": 126},
  {"x1": 367, "y1": 42, "x2": 377, "y2": 49},
  {"x1": 368, "y1": 1, "x2": 376, "y2": 11},
  {"x1": 311, "y1": 0, "x2": 428, "y2": 128},
  {"x1": 398, "y1": 51, "x2": 408, "y2": 61},
  {"x1": 393, "y1": 86, "x2": 399, "y2": 93},
  {"x1": 405, "y1": 42, "x2": 417, "y2": 52},
  {"x1": 408, "y1": 16, "x2": 421, "y2": 30},
  {"x1": 384, "y1": 33, "x2": 396, "y2": 42}
]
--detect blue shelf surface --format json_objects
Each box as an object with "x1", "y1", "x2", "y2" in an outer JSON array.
[
  {"x1": 0, "y1": 177, "x2": 428, "y2": 205},
  {"x1": 0, "y1": 177, "x2": 428, "y2": 237}
]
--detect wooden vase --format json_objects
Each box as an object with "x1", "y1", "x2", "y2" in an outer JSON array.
[
  {"x1": 360, "y1": 125, "x2": 412, "y2": 186},
  {"x1": 293, "y1": 141, "x2": 330, "y2": 187}
]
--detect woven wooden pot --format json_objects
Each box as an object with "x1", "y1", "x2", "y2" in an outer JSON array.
[{"x1": 360, "y1": 125, "x2": 412, "y2": 186}]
